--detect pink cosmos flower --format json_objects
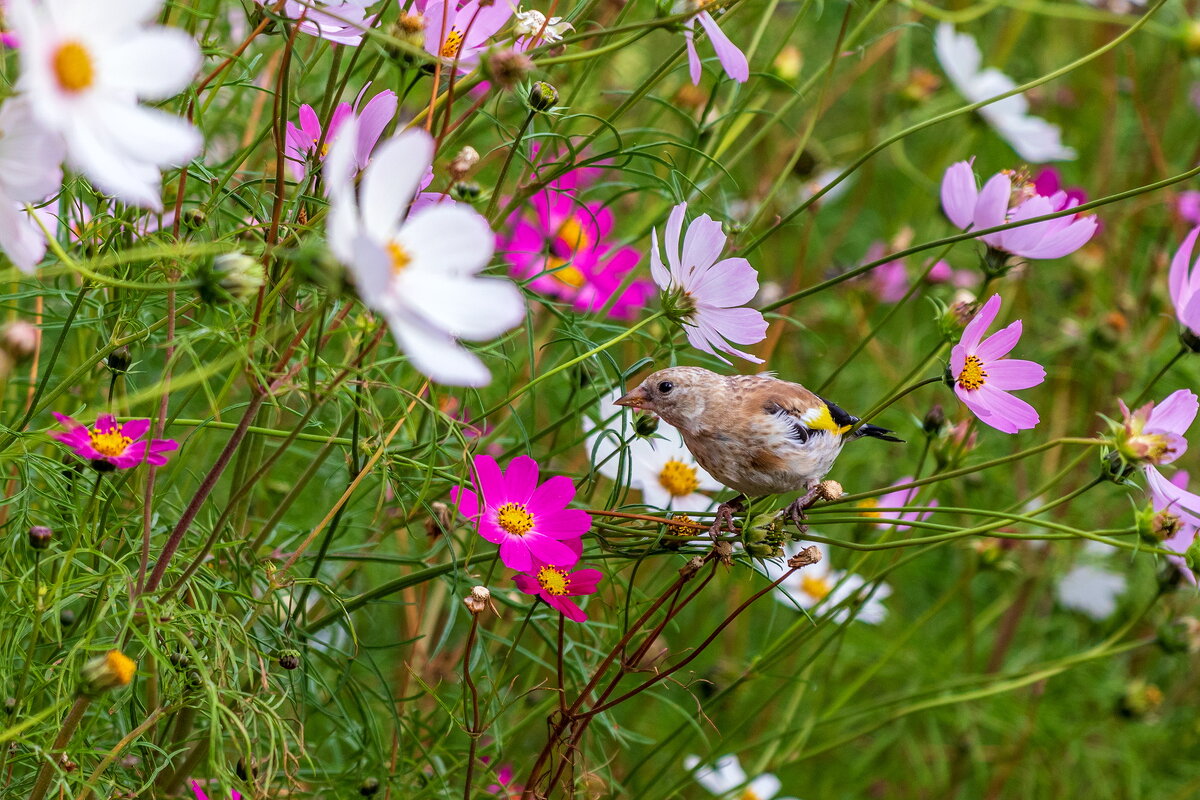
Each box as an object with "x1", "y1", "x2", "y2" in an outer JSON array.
[
  {"x1": 1116, "y1": 389, "x2": 1198, "y2": 468},
  {"x1": 861, "y1": 477, "x2": 938, "y2": 531},
  {"x1": 513, "y1": 559, "x2": 603, "y2": 622},
  {"x1": 450, "y1": 455, "x2": 591, "y2": 572},
  {"x1": 423, "y1": 0, "x2": 513, "y2": 70},
  {"x1": 949, "y1": 294, "x2": 1045, "y2": 434},
  {"x1": 499, "y1": 179, "x2": 653, "y2": 319},
  {"x1": 1033, "y1": 168, "x2": 1087, "y2": 207},
  {"x1": 191, "y1": 780, "x2": 242, "y2": 800},
  {"x1": 1167, "y1": 226, "x2": 1200, "y2": 339},
  {"x1": 51, "y1": 413, "x2": 178, "y2": 471},
  {"x1": 926, "y1": 260, "x2": 974, "y2": 288},
  {"x1": 256, "y1": 0, "x2": 374, "y2": 45},
  {"x1": 285, "y1": 89, "x2": 396, "y2": 181},
  {"x1": 1176, "y1": 191, "x2": 1200, "y2": 226},
  {"x1": 650, "y1": 202, "x2": 768, "y2": 364},
  {"x1": 681, "y1": 3, "x2": 749, "y2": 85},
  {"x1": 941, "y1": 160, "x2": 1098, "y2": 260},
  {"x1": 1146, "y1": 469, "x2": 1200, "y2": 585},
  {"x1": 486, "y1": 763, "x2": 523, "y2": 799}
]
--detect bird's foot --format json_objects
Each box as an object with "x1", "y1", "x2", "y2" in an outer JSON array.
[
  {"x1": 784, "y1": 480, "x2": 845, "y2": 534},
  {"x1": 706, "y1": 496, "x2": 745, "y2": 541}
]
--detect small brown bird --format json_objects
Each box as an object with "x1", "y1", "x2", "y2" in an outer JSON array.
[{"x1": 614, "y1": 366, "x2": 902, "y2": 530}]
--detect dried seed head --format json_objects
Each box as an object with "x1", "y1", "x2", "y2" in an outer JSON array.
[
  {"x1": 449, "y1": 146, "x2": 480, "y2": 180},
  {"x1": 787, "y1": 545, "x2": 823, "y2": 569},
  {"x1": 463, "y1": 585, "x2": 497, "y2": 616},
  {"x1": 28, "y1": 525, "x2": 53, "y2": 550},
  {"x1": 818, "y1": 480, "x2": 844, "y2": 502},
  {"x1": 486, "y1": 49, "x2": 533, "y2": 91},
  {"x1": 278, "y1": 649, "x2": 301, "y2": 671}
]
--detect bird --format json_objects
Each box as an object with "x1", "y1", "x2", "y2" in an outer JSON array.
[{"x1": 614, "y1": 366, "x2": 903, "y2": 534}]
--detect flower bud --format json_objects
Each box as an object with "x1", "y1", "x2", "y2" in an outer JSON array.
[
  {"x1": 278, "y1": 649, "x2": 300, "y2": 670},
  {"x1": 359, "y1": 777, "x2": 381, "y2": 796},
  {"x1": 1180, "y1": 326, "x2": 1200, "y2": 354},
  {"x1": 634, "y1": 413, "x2": 660, "y2": 438},
  {"x1": 450, "y1": 181, "x2": 482, "y2": 202},
  {"x1": 463, "y1": 585, "x2": 497, "y2": 615},
  {"x1": 200, "y1": 253, "x2": 266, "y2": 304},
  {"x1": 486, "y1": 49, "x2": 533, "y2": 91},
  {"x1": 527, "y1": 81, "x2": 560, "y2": 113},
  {"x1": 1, "y1": 321, "x2": 38, "y2": 362},
  {"x1": 1117, "y1": 679, "x2": 1163, "y2": 719},
  {"x1": 182, "y1": 208, "x2": 208, "y2": 230},
  {"x1": 4, "y1": 697, "x2": 15, "y2": 715},
  {"x1": 105, "y1": 345, "x2": 133, "y2": 374},
  {"x1": 59, "y1": 608, "x2": 75, "y2": 627},
  {"x1": 28, "y1": 525, "x2": 53, "y2": 550},
  {"x1": 80, "y1": 649, "x2": 136, "y2": 696},
  {"x1": 1186, "y1": 537, "x2": 1200, "y2": 571},
  {"x1": 449, "y1": 146, "x2": 480, "y2": 180},
  {"x1": 923, "y1": 404, "x2": 947, "y2": 436},
  {"x1": 1182, "y1": 20, "x2": 1200, "y2": 57}
]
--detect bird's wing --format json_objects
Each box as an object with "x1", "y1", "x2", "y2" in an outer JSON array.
[{"x1": 739, "y1": 379, "x2": 857, "y2": 442}]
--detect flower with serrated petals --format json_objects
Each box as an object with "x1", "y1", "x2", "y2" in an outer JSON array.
[
  {"x1": 758, "y1": 541, "x2": 892, "y2": 624},
  {"x1": 1146, "y1": 469, "x2": 1200, "y2": 585},
  {"x1": 51, "y1": 413, "x2": 177, "y2": 472},
  {"x1": 1114, "y1": 389, "x2": 1198, "y2": 468},
  {"x1": 512, "y1": 7, "x2": 573, "y2": 49},
  {"x1": 513, "y1": 559, "x2": 602, "y2": 622},
  {"x1": 423, "y1": 0, "x2": 513, "y2": 70},
  {"x1": 10, "y1": 0, "x2": 202, "y2": 209},
  {"x1": 949, "y1": 294, "x2": 1045, "y2": 434},
  {"x1": 650, "y1": 202, "x2": 767, "y2": 364},
  {"x1": 450, "y1": 454, "x2": 591, "y2": 572},
  {"x1": 325, "y1": 121, "x2": 525, "y2": 386}
]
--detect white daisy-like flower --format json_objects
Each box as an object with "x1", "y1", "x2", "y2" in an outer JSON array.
[
  {"x1": 584, "y1": 388, "x2": 721, "y2": 513},
  {"x1": 759, "y1": 542, "x2": 892, "y2": 625},
  {"x1": 0, "y1": 96, "x2": 65, "y2": 272},
  {"x1": 1056, "y1": 543, "x2": 1127, "y2": 620},
  {"x1": 9, "y1": 0, "x2": 203, "y2": 209},
  {"x1": 683, "y1": 754, "x2": 799, "y2": 800},
  {"x1": 325, "y1": 122, "x2": 525, "y2": 387},
  {"x1": 934, "y1": 23, "x2": 1076, "y2": 163}
]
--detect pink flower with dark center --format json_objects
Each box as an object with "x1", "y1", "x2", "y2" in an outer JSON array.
[
  {"x1": 949, "y1": 294, "x2": 1045, "y2": 434},
  {"x1": 284, "y1": 89, "x2": 396, "y2": 181},
  {"x1": 423, "y1": 0, "x2": 513, "y2": 70},
  {"x1": 650, "y1": 202, "x2": 768, "y2": 364},
  {"x1": 51, "y1": 413, "x2": 178, "y2": 472},
  {"x1": 1116, "y1": 390, "x2": 1198, "y2": 468},
  {"x1": 450, "y1": 455, "x2": 591, "y2": 571},
  {"x1": 859, "y1": 477, "x2": 938, "y2": 531},
  {"x1": 1146, "y1": 469, "x2": 1200, "y2": 585},
  {"x1": 499, "y1": 180, "x2": 653, "y2": 318},
  {"x1": 513, "y1": 560, "x2": 602, "y2": 622},
  {"x1": 1168, "y1": 226, "x2": 1200, "y2": 339},
  {"x1": 681, "y1": 2, "x2": 748, "y2": 85},
  {"x1": 941, "y1": 159, "x2": 1097, "y2": 260}
]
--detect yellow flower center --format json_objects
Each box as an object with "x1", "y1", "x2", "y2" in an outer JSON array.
[
  {"x1": 556, "y1": 216, "x2": 592, "y2": 253},
  {"x1": 957, "y1": 354, "x2": 988, "y2": 391},
  {"x1": 496, "y1": 502, "x2": 534, "y2": 536},
  {"x1": 536, "y1": 565, "x2": 570, "y2": 595},
  {"x1": 801, "y1": 573, "x2": 832, "y2": 600},
  {"x1": 441, "y1": 29, "x2": 464, "y2": 58},
  {"x1": 668, "y1": 514, "x2": 695, "y2": 538},
  {"x1": 857, "y1": 497, "x2": 881, "y2": 519},
  {"x1": 739, "y1": 791, "x2": 764, "y2": 800},
  {"x1": 53, "y1": 40, "x2": 95, "y2": 93},
  {"x1": 547, "y1": 256, "x2": 586, "y2": 288},
  {"x1": 658, "y1": 459, "x2": 699, "y2": 497},
  {"x1": 88, "y1": 425, "x2": 132, "y2": 457},
  {"x1": 387, "y1": 240, "x2": 412, "y2": 276},
  {"x1": 104, "y1": 650, "x2": 137, "y2": 686}
]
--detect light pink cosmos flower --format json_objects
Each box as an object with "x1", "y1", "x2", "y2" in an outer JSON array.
[
  {"x1": 450, "y1": 454, "x2": 591, "y2": 572},
  {"x1": 861, "y1": 477, "x2": 938, "y2": 531},
  {"x1": 51, "y1": 413, "x2": 178, "y2": 472},
  {"x1": 941, "y1": 160, "x2": 1098, "y2": 260},
  {"x1": 1176, "y1": 191, "x2": 1200, "y2": 226},
  {"x1": 284, "y1": 89, "x2": 397, "y2": 181},
  {"x1": 950, "y1": 294, "x2": 1045, "y2": 434},
  {"x1": 423, "y1": 0, "x2": 513, "y2": 70},
  {"x1": 1146, "y1": 469, "x2": 1200, "y2": 585},
  {"x1": 680, "y1": 2, "x2": 748, "y2": 85},
  {"x1": 513, "y1": 559, "x2": 603, "y2": 622},
  {"x1": 0, "y1": 96, "x2": 64, "y2": 273},
  {"x1": 1116, "y1": 389, "x2": 1198, "y2": 468},
  {"x1": 256, "y1": 0, "x2": 374, "y2": 45},
  {"x1": 1168, "y1": 226, "x2": 1200, "y2": 339},
  {"x1": 650, "y1": 202, "x2": 768, "y2": 364},
  {"x1": 191, "y1": 780, "x2": 241, "y2": 800}
]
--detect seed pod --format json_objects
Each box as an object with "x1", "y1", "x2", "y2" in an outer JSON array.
[{"x1": 278, "y1": 649, "x2": 301, "y2": 671}]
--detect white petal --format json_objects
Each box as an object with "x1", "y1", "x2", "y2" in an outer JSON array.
[
  {"x1": 400, "y1": 203, "x2": 494, "y2": 276},
  {"x1": 386, "y1": 307, "x2": 492, "y2": 387},
  {"x1": 101, "y1": 28, "x2": 201, "y2": 100},
  {"x1": 403, "y1": 271, "x2": 525, "y2": 340},
  {"x1": 0, "y1": 201, "x2": 49, "y2": 273},
  {"x1": 360, "y1": 129, "x2": 434, "y2": 239}
]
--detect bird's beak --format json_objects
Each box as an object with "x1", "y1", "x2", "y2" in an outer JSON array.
[{"x1": 615, "y1": 386, "x2": 650, "y2": 409}]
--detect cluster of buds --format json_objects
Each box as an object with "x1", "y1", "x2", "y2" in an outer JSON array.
[{"x1": 742, "y1": 513, "x2": 787, "y2": 559}]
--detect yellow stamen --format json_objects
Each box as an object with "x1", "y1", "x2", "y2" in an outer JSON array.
[
  {"x1": 801, "y1": 573, "x2": 831, "y2": 600},
  {"x1": 496, "y1": 502, "x2": 534, "y2": 536},
  {"x1": 555, "y1": 216, "x2": 592, "y2": 253},
  {"x1": 88, "y1": 424, "x2": 132, "y2": 458},
  {"x1": 857, "y1": 498, "x2": 881, "y2": 519},
  {"x1": 104, "y1": 650, "x2": 136, "y2": 686},
  {"x1": 441, "y1": 29, "x2": 464, "y2": 59},
  {"x1": 536, "y1": 565, "x2": 570, "y2": 595},
  {"x1": 53, "y1": 41, "x2": 95, "y2": 92},
  {"x1": 387, "y1": 241, "x2": 411, "y2": 276},
  {"x1": 658, "y1": 459, "x2": 699, "y2": 497},
  {"x1": 739, "y1": 791, "x2": 764, "y2": 800},
  {"x1": 547, "y1": 256, "x2": 586, "y2": 289},
  {"x1": 957, "y1": 354, "x2": 988, "y2": 391}
]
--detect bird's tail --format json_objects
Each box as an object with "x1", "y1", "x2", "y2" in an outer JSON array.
[{"x1": 853, "y1": 423, "x2": 904, "y2": 443}]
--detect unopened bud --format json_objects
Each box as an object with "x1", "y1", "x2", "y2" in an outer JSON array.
[
  {"x1": 450, "y1": 181, "x2": 482, "y2": 202},
  {"x1": 201, "y1": 253, "x2": 266, "y2": 304},
  {"x1": 634, "y1": 413, "x2": 659, "y2": 437},
  {"x1": 923, "y1": 404, "x2": 947, "y2": 436},
  {"x1": 80, "y1": 649, "x2": 136, "y2": 695},
  {"x1": 359, "y1": 777, "x2": 381, "y2": 796},
  {"x1": 105, "y1": 346, "x2": 132, "y2": 374},
  {"x1": 486, "y1": 49, "x2": 533, "y2": 91},
  {"x1": 59, "y1": 608, "x2": 75, "y2": 627},
  {"x1": 449, "y1": 146, "x2": 480, "y2": 180},
  {"x1": 528, "y1": 81, "x2": 560, "y2": 112},
  {"x1": 278, "y1": 649, "x2": 300, "y2": 671},
  {"x1": 182, "y1": 208, "x2": 207, "y2": 230},
  {"x1": 772, "y1": 44, "x2": 802, "y2": 82},
  {"x1": 463, "y1": 585, "x2": 497, "y2": 615},
  {"x1": 1181, "y1": 326, "x2": 1200, "y2": 354},
  {"x1": 28, "y1": 525, "x2": 53, "y2": 550},
  {"x1": 1, "y1": 321, "x2": 38, "y2": 361}
]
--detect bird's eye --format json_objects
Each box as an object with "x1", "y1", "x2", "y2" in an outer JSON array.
[{"x1": 657, "y1": 380, "x2": 674, "y2": 394}]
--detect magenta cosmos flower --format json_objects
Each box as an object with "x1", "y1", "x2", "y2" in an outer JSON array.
[
  {"x1": 1146, "y1": 469, "x2": 1200, "y2": 585},
  {"x1": 860, "y1": 476, "x2": 938, "y2": 531},
  {"x1": 1168, "y1": 226, "x2": 1200, "y2": 339},
  {"x1": 949, "y1": 294, "x2": 1045, "y2": 434},
  {"x1": 285, "y1": 89, "x2": 396, "y2": 181},
  {"x1": 681, "y1": 2, "x2": 748, "y2": 85},
  {"x1": 423, "y1": 0, "x2": 512, "y2": 70},
  {"x1": 51, "y1": 413, "x2": 178, "y2": 471},
  {"x1": 941, "y1": 160, "x2": 1097, "y2": 260},
  {"x1": 486, "y1": 763, "x2": 523, "y2": 799},
  {"x1": 650, "y1": 202, "x2": 768, "y2": 364},
  {"x1": 499, "y1": 178, "x2": 653, "y2": 319},
  {"x1": 1116, "y1": 389, "x2": 1198, "y2": 468},
  {"x1": 513, "y1": 560, "x2": 602, "y2": 623},
  {"x1": 450, "y1": 455, "x2": 591, "y2": 571},
  {"x1": 192, "y1": 780, "x2": 241, "y2": 800}
]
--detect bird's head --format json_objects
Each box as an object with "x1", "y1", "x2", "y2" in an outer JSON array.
[{"x1": 614, "y1": 366, "x2": 719, "y2": 430}]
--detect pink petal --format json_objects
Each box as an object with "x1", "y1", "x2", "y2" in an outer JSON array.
[
  {"x1": 547, "y1": 594, "x2": 587, "y2": 622},
  {"x1": 120, "y1": 418, "x2": 151, "y2": 440},
  {"x1": 513, "y1": 573, "x2": 540, "y2": 595},
  {"x1": 649, "y1": 227, "x2": 670, "y2": 289},
  {"x1": 689, "y1": 257, "x2": 758, "y2": 307},
  {"x1": 567, "y1": 568, "x2": 603, "y2": 594},
  {"x1": 526, "y1": 535, "x2": 581, "y2": 568},
  {"x1": 958, "y1": 293, "x2": 1001, "y2": 353},
  {"x1": 52, "y1": 411, "x2": 82, "y2": 429},
  {"x1": 949, "y1": 342, "x2": 968, "y2": 379},
  {"x1": 354, "y1": 90, "x2": 398, "y2": 169},
  {"x1": 972, "y1": 384, "x2": 1040, "y2": 433},
  {"x1": 973, "y1": 174, "x2": 1011, "y2": 246},
  {"x1": 684, "y1": 21, "x2": 701, "y2": 85},
  {"x1": 1018, "y1": 216, "x2": 1097, "y2": 259},
  {"x1": 974, "y1": 319, "x2": 1022, "y2": 363},
  {"x1": 679, "y1": 215, "x2": 726, "y2": 284},
  {"x1": 537, "y1": 508, "x2": 592, "y2": 539},
  {"x1": 940, "y1": 160, "x2": 977, "y2": 230},
  {"x1": 450, "y1": 486, "x2": 480, "y2": 519},
  {"x1": 527, "y1": 474, "x2": 576, "y2": 515},
  {"x1": 472, "y1": 455, "x2": 506, "y2": 504},
  {"x1": 696, "y1": 305, "x2": 768, "y2": 345},
  {"x1": 665, "y1": 203, "x2": 687, "y2": 276},
  {"x1": 503, "y1": 456, "x2": 540, "y2": 504},
  {"x1": 983, "y1": 359, "x2": 1045, "y2": 391},
  {"x1": 697, "y1": 11, "x2": 748, "y2": 83},
  {"x1": 94, "y1": 413, "x2": 118, "y2": 430},
  {"x1": 498, "y1": 538, "x2": 533, "y2": 572},
  {"x1": 1145, "y1": 389, "x2": 1198, "y2": 438}
]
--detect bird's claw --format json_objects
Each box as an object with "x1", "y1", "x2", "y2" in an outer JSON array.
[{"x1": 706, "y1": 497, "x2": 745, "y2": 541}]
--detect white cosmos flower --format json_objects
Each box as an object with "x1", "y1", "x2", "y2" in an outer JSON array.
[
  {"x1": 0, "y1": 96, "x2": 65, "y2": 272},
  {"x1": 325, "y1": 122, "x2": 525, "y2": 387},
  {"x1": 935, "y1": 23, "x2": 1076, "y2": 163},
  {"x1": 759, "y1": 542, "x2": 891, "y2": 625},
  {"x1": 584, "y1": 388, "x2": 721, "y2": 513},
  {"x1": 683, "y1": 754, "x2": 799, "y2": 800},
  {"x1": 10, "y1": 0, "x2": 203, "y2": 209},
  {"x1": 1056, "y1": 543, "x2": 1127, "y2": 620}
]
